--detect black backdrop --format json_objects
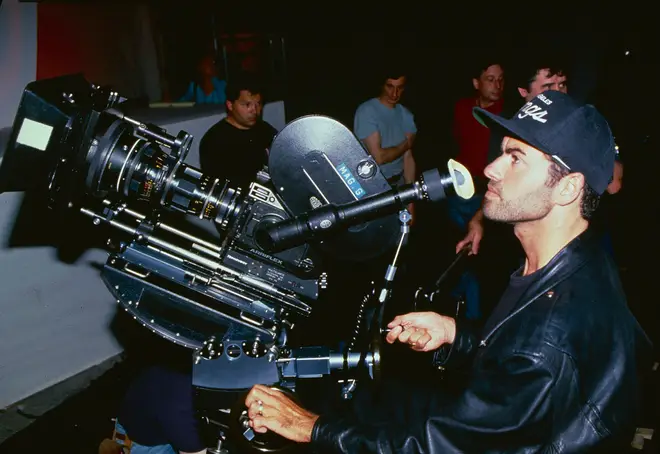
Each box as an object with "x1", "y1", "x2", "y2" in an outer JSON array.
[{"x1": 148, "y1": 2, "x2": 660, "y2": 343}]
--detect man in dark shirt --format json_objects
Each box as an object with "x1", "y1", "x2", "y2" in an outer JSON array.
[
  {"x1": 241, "y1": 91, "x2": 650, "y2": 454},
  {"x1": 199, "y1": 75, "x2": 278, "y2": 192}
]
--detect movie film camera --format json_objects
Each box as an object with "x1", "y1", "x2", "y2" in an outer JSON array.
[{"x1": 0, "y1": 74, "x2": 474, "y2": 453}]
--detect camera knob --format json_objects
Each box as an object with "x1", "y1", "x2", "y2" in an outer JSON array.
[
  {"x1": 319, "y1": 272, "x2": 328, "y2": 290},
  {"x1": 243, "y1": 338, "x2": 267, "y2": 358}
]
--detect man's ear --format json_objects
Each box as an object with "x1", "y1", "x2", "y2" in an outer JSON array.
[
  {"x1": 517, "y1": 87, "x2": 529, "y2": 99},
  {"x1": 555, "y1": 173, "x2": 585, "y2": 206},
  {"x1": 225, "y1": 100, "x2": 232, "y2": 112},
  {"x1": 472, "y1": 78, "x2": 479, "y2": 91}
]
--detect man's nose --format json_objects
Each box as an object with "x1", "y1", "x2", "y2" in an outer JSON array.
[{"x1": 484, "y1": 158, "x2": 502, "y2": 181}]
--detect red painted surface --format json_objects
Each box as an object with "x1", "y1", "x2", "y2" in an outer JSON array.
[
  {"x1": 38, "y1": 4, "x2": 86, "y2": 79},
  {"x1": 220, "y1": 32, "x2": 264, "y2": 72},
  {"x1": 36, "y1": 3, "x2": 125, "y2": 83}
]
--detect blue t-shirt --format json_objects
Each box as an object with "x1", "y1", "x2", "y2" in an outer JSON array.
[
  {"x1": 179, "y1": 77, "x2": 227, "y2": 105},
  {"x1": 353, "y1": 98, "x2": 417, "y2": 179}
]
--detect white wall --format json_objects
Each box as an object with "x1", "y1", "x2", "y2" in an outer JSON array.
[
  {"x1": 0, "y1": 0, "x2": 125, "y2": 410},
  {"x1": 0, "y1": 0, "x2": 36, "y2": 128},
  {"x1": 0, "y1": 0, "x2": 287, "y2": 409}
]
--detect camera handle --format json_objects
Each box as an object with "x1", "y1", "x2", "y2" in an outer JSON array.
[
  {"x1": 340, "y1": 208, "x2": 412, "y2": 399},
  {"x1": 375, "y1": 208, "x2": 412, "y2": 307}
]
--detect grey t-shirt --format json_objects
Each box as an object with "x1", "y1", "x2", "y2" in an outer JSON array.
[{"x1": 353, "y1": 98, "x2": 417, "y2": 179}]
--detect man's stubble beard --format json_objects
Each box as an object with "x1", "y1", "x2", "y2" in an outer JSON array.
[{"x1": 483, "y1": 185, "x2": 554, "y2": 224}]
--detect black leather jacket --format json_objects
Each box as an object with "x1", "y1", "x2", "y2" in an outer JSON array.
[{"x1": 312, "y1": 229, "x2": 652, "y2": 453}]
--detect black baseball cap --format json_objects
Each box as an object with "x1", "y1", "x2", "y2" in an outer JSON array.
[{"x1": 473, "y1": 91, "x2": 615, "y2": 195}]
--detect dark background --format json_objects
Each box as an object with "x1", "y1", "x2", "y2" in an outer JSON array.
[
  {"x1": 154, "y1": 4, "x2": 657, "y2": 172},
  {"x1": 3, "y1": 2, "x2": 659, "y2": 452}
]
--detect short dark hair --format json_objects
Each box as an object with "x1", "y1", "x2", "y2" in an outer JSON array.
[
  {"x1": 377, "y1": 58, "x2": 408, "y2": 85},
  {"x1": 225, "y1": 73, "x2": 264, "y2": 103},
  {"x1": 511, "y1": 54, "x2": 568, "y2": 91},
  {"x1": 546, "y1": 160, "x2": 600, "y2": 220},
  {"x1": 471, "y1": 53, "x2": 504, "y2": 80}
]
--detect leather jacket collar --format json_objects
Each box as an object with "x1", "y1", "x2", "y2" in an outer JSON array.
[{"x1": 480, "y1": 227, "x2": 596, "y2": 346}]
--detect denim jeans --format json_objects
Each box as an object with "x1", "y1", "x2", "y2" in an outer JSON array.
[
  {"x1": 115, "y1": 422, "x2": 176, "y2": 454},
  {"x1": 447, "y1": 195, "x2": 483, "y2": 321}
]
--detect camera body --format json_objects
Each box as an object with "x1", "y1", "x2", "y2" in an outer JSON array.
[
  {"x1": 1, "y1": 74, "x2": 392, "y2": 390},
  {"x1": 2, "y1": 74, "x2": 472, "y2": 453},
  {"x1": 220, "y1": 175, "x2": 322, "y2": 299}
]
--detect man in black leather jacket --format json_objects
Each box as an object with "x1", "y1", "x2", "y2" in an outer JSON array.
[{"x1": 243, "y1": 91, "x2": 652, "y2": 453}]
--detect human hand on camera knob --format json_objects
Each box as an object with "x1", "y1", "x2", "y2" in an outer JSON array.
[
  {"x1": 385, "y1": 312, "x2": 456, "y2": 352},
  {"x1": 245, "y1": 385, "x2": 319, "y2": 443}
]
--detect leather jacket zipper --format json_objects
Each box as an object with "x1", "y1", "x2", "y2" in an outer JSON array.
[{"x1": 479, "y1": 287, "x2": 557, "y2": 347}]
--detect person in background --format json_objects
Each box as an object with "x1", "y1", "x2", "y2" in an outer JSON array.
[
  {"x1": 452, "y1": 58, "x2": 505, "y2": 196},
  {"x1": 447, "y1": 56, "x2": 505, "y2": 322},
  {"x1": 457, "y1": 55, "x2": 622, "y2": 259},
  {"x1": 454, "y1": 55, "x2": 569, "y2": 319},
  {"x1": 353, "y1": 60, "x2": 417, "y2": 221},
  {"x1": 592, "y1": 145, "x2": 624, "y2": 258},
  {"x1": 199, "y1": 74, "x2": 277, "y2": 191},
  {"x1": 179, "y1": 54, "x2": 227, "y2": 105}
]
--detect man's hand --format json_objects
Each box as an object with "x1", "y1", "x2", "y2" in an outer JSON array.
[
  {"x1": 245, "y1": 385, "x2": 319, "y2": 443},
  {"x1": 456, "y1": 209, "x2": 484, "y2": 254},
  {"x1": 385, "y1": 312, "x2": 456, "y2": 352},
  {"x1": 363, "y1": 132, "x2": 410, "y2": 165}
]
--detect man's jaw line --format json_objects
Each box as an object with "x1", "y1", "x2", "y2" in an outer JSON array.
[
  {"x1": 514, "y1": 208, "x2": 589, "y2": 275},
  {"x1": 379, "y1": 99, "x2": 398, "y2": 107}
]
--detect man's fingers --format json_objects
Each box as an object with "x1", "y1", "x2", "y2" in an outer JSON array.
[
  {"x1": 471, "y1": 238, "x2": 481, "y2": 254},
  {"x1": 456, "y1": 239, "x2": 469, "y2": 254},
  {"x1": 406, "y1": 329, "x2": 431, "y2": 350},
  {"x1": 247, "y1": 400, "x2": 269, "y2": 419},
  {"x1": 251, "y1": 414, "x2": 290, "y2": 438},
  {"x1": 245, "y1": 384, "x2": 280, "y2": 408},
  {"x1": 397, "y1": 327, "x2": 414, "y2": 344},
  {"x1": 388, "y1": 312, "x2": 419, "y2": 328},
  {"x1": 385, "y1": 325, "x2": 403, "y2": 343},
  {"x1": 412, "y1": 332, "x2": 432, "y2": 350},
  {"x1": 245, "y1": 387, "x2": 261, "y2": 408},
  {"x1": 408, "y1": 329, "x2": 426, "y2": 344},
  {"x1": 387, "y1": 315, "x2": 404, "y2": 328},
  {"x1": 245, "y1": 385, "x2": 267, "y2": 407},
  {"x1": 250, "y1": 415, "x2": 273, "y2": 434}
]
